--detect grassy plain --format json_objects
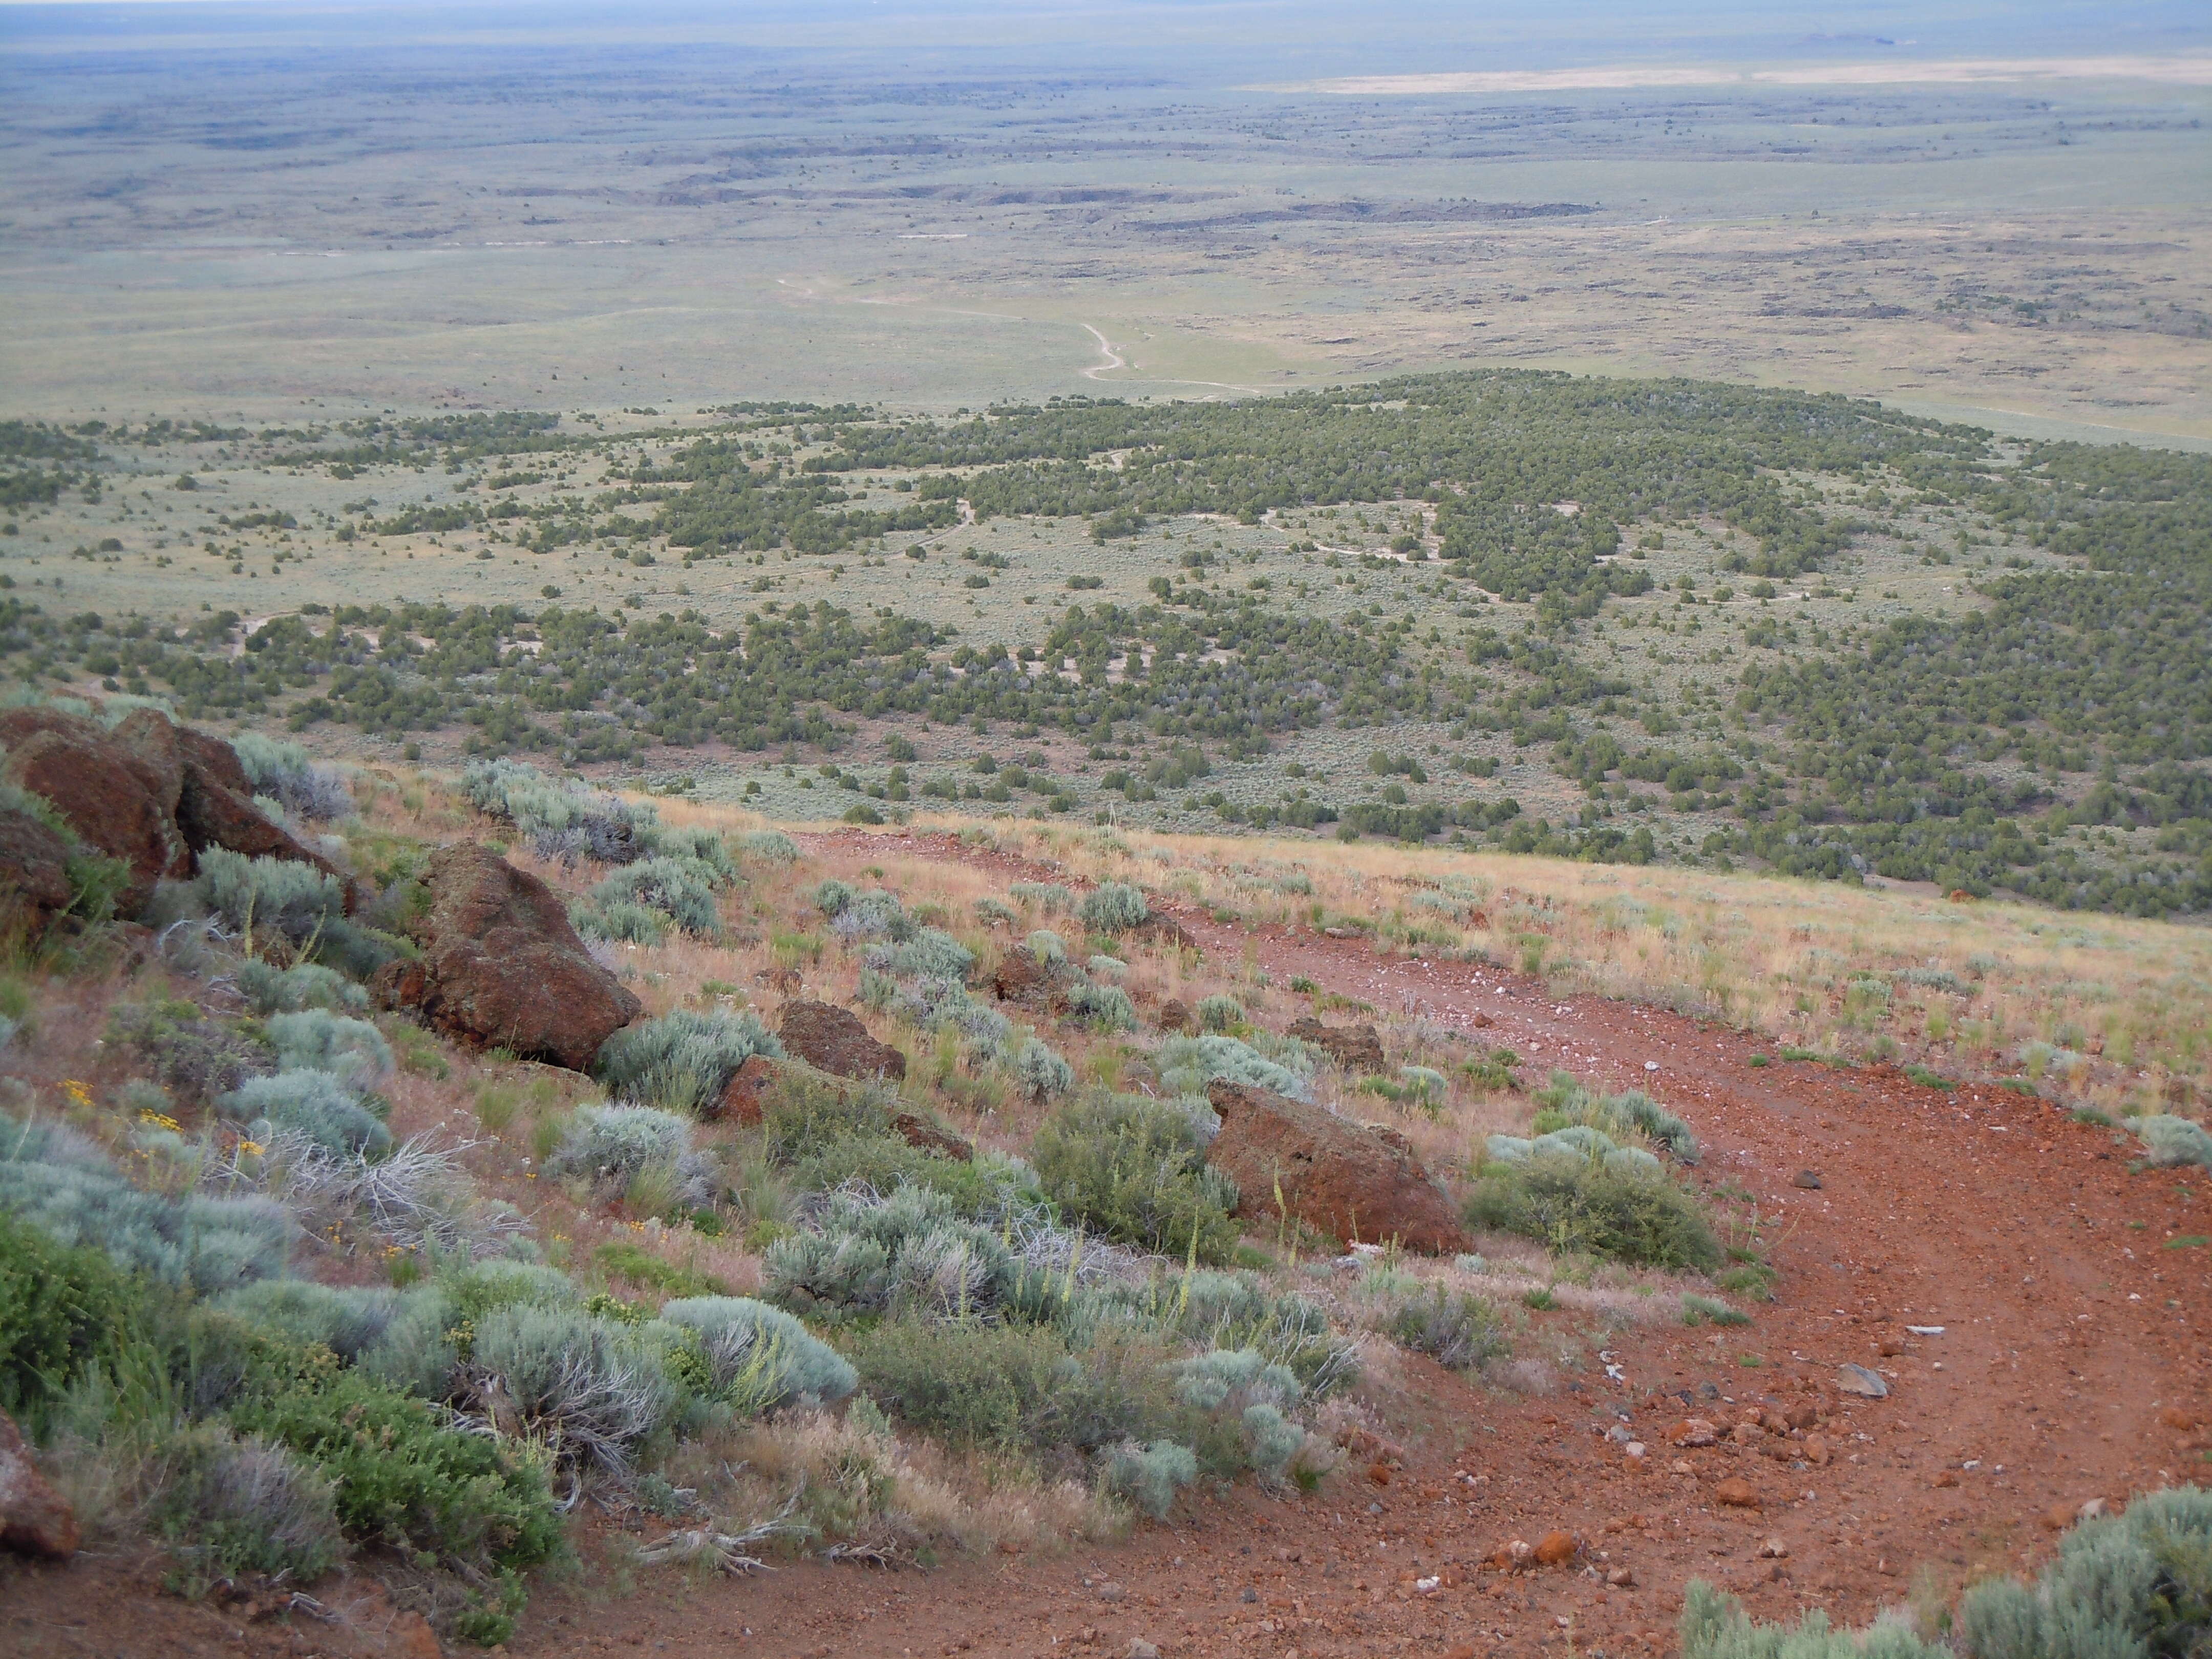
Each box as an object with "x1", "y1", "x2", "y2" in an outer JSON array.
[{"x1": 3, "y1": 23, "x2": 2209, "y2": 439}]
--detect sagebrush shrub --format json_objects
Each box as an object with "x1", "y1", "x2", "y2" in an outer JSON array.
[
  {"x1": 1011, "y1": 1035, "x2": 1075, "y2": 1101},
  {"x1": 1532, "y1": 1071, "x2": 1700, "y2": 1161},
  {"x1": 267, "y1": 1010, "x2": 393, "y2": 1085},
  {"x1": 654, "y1": 1295, "x2": 857, "y2": 1410},
  {"x1": 587, "y1": 855, "x2": 725, "y2": 938},
  {"x1": 462, "y1": 757, "x2": 654, "y2": 866},
  {"x1": 215, "y1": 1281, "x2": 397, "y2": 1363},
  {"x1": 468, "y1": 1303, "x2": 680, "y2": 1472},
  {"x1": 1685, "y1": 1484, "x2": 2212, "y2": 1658},
  {"x1": 2135, "y1": 1114, "x2": 2212, "y2": 1170},
  {"x1": 195, "y1": 848, "x2": 346, "y2": 943},
  {"x1": 107, "y1": 998, "x2": 272, "y2": 1103},
  {"x1": 1158, "y1": 1034, "x2": 1311, "y2": 1101},
  {"x1": 356, "y1": 1291, "x2": 462, "y2": 1398},
  {"x1": 845, "y1": 1316, "x2": 1086, "y2": 1452},
  {"x1": 236, "y1": 959, "x2": 369, "y2": 1016},
  {"x1": 231, "y1": 733, "x2": 353, "y2": 823},
  {"x1": 1031, "y1": 1092, "x2": 1240, "y2": 1262},
  {"x1": 1078, "y1": 882, "x2": 1149, "y2": 934},
  {"x1": 0, "y1": 1122, "x2": 289, "y2": 1293},
  {"x1": 544, "y1": 1103, "x2": 709, "y2": 1206},
  {"x1": 569, "y1": 898, "x2": 668, "y2": 946},
  {"x1": 1195, "y1": 993, "x2": 1244, "y2": 1033},
  {"x1": 1386, "y1": 1283, "x2": 1507, "y2": 1370},
  {"x1": 1064, "y1": 979, "x2": 1137, "y2": 1032},
  {"x1": 1009, "y1": 881, "x2": 1074, "y2": 914},
  {"x1": 1025, "y1": 929, "x2": 1067, "y2": 964},
  {"x1": 885, "y1": 927, "x2": 975, "y2": 981},
  {"x1": 156, "y1": 1425, "x2": 346, "y2": 1590},
  {"x1": 1097, "y1": 1438, "x2": 1198, "y2": 1519},
  {"x1": 1958, "y1": 1484, "x2": 2211, "y2": 1659},
  {"x1": 223, "y1": 1069, "x2": 393, "y2": 1161},
  {"x1": 763, "y1": 1185, "x2": 1018, "y2": 1320},
  {"x1": 736, "y1": 828, "x2": 799, "y2": 864},
  {"x1": 1679, "y1": 1580, "x2": 1945, "y2": 1659},
  {"x1": 592, "y1": 1008, "x2": 780, "y2": 1116}
]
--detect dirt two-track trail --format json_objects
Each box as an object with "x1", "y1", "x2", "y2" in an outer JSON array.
[{"x1": 14, "y1": 834, "x2": 2207, "y2": 1659}]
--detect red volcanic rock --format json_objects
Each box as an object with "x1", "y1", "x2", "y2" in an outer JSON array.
[{"x1": 1204, "y1": 1080, "x2": 1471, "y2": 1254}]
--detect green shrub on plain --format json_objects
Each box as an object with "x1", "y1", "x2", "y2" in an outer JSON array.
[
  {"x1": 0, "y1": 1208, "x2": 146, "y2": 1432},
  {"x1": 1466, "y1": 1151, "x2": 1721, "y2": 1272},
  {"x1": 226, "y1": 1366, "x2": 564, "y2": 1586},
  {"x1": 1031, "y1": 1092, "x2": 1240, "y2": 1262}
]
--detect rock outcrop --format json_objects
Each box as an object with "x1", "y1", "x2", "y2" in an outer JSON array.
[
  {"x1": 714, "y1": 1053, "x2": 783, "y2": 1125},
  {"x1": 0, "y1": 807, "x2": 75, "y2": 940},
  {"x1": 387, "y1": 842, "x2": 641, "y2": 1070},
  {"x1": 0, "y1": 1409, "x2": 77, "y2": 1559},
  {"x1": 0, "y1": 706, "x2": 187, "y2": 915},
  {"x1": 989, "y1": 947, "x2": 1060, "y2": 1008},
  {"x1": 0, "y1": 705, "x2": 338, "y2": 924},
  {"x1": 1286, "y1": 1017, "x2": 1388, "y2": 1075},
  {"x1": 777, "y1": 999, "x2": 908, "y2": 1082},
  {"x1": 171, "y1": 723, "x2": 342, "y2": 879},
  {"x1": 1204, "y1": 1079, "x2": 1471, "y2": 1254}
]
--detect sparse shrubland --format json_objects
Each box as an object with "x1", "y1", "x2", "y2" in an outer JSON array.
[{"x1": 6, "y1": 748, "x2": 2199, "y2": 1654}]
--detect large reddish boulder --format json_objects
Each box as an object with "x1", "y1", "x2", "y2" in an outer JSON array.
[
  {"x1": 0, "y1": 806, "x2": 74, "y2": 940},
  {"x1": 1204, "y1": 1080, "x2": 1471, "y2": 1254},
  {"x1": 396, "y1": 842, "x2": 641, "y2": 1070},
  {"x1": 171, "y1": 724, "x2": 343, "y2": 881},
  {"x1": 777, "y1": 999, "x2": 907, "y2": 1082},
  {"x1": 714, "y1": 1053, "x2": 782, "y2": 1125},
  {"x1": 990, "y1": 947, "x2": 1060, "y2": 1008},
  {"x1": 0, "y1": 706, "x2": 187, "y2": 916},
  {"x1": 1286, "y1": 1016, "x2": 1388, "y2": 1075},
  {"x1": 0, "y1": 1408, "x2": 77, "y2": 1559}
]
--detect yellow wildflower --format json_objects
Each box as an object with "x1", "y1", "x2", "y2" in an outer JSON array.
[
  {"x1": 62, "y1": 1080, "x2": 94, "y2": 1110},
  {"x1": 138, "y1": 1108, "x2": 182, "y2": 1133}
]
